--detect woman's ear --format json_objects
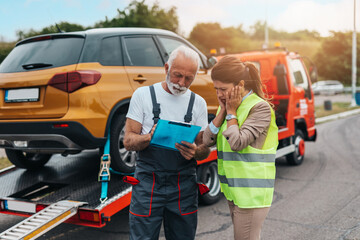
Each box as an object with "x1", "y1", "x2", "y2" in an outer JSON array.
[{"x1": 238, "y1": 80, "x2": 245, "y2": 88}]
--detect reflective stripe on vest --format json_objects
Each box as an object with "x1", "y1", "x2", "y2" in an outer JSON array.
[
  {"x1": 217, "y1": 151, "x2": 276, "y2": 163},
  {"x1": 218, "y1": 175, "x2": 275, "y2": 188},
  {"x1": 217, "y1": 93, "x2": 278, "y2": 208}
]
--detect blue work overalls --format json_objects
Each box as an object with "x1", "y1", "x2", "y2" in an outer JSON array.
[{"x1": 129, "y1": 85, "x2": 198, "y2": 240}]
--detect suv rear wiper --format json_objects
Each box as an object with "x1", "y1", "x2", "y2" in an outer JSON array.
[{"x1": 22, "y1": 63, "x2": 53, "y2": 70}]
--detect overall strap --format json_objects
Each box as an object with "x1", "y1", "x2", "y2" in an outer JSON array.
[
  {"x1": 149, "y1": 85, "x2": 161, "y2": 124},
  {"x1": 184, "y1": 92, "x2": 196, "y2": 123}
]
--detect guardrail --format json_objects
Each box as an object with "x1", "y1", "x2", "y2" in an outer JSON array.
[{"x1": 344, "y1": 87, "x2": 360, "y2": 92}]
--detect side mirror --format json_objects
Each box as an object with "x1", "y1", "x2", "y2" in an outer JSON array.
[
  {"x1": 301, "y1": 56, "x2": 318, "y2": 83},
  {"x1": 309, "y1": 65, "x2": 318, "y2": 83},
  {"x1": 207, "y1": 56, "x2": 218, "y2": 69},
  {"x1": 310, "y1": 65, "x2": 318, "y2": 82}
]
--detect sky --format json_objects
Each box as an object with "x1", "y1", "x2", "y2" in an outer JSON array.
[{"x1": 0, "y1": 0, "x2": 359, "y2": 42}]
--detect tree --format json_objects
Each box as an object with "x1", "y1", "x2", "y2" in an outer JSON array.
[
  {"x1": 189, "y1": 22, "x2": 247, "y2": 55},
  {"x1": 250, "y1": 21, "x2": 320, "y2": 41},
  {"x1": 15, "y1": 1, "x2": 179, "y2": 41},
  {"x1": 0, "y1": 42, "x2": 15, "y2": 64},
  {"x1": 250, "y1": 21, "x2": 279, "y2": 40},
  {"x1": 2, "y1": 1, "x2": 179, "y2": 62},
  {"x1": 291, "y1": 30, "x2": 320, "y2": 40},
  {"x1": 314, "y1": 31, "x2": 360, "y2": 85},
  {"x1": 16, "y1": 22, "x2": 86, "y2": 40},
  {"x1": 94, "y1": 0, "x2": 178, "y2": 33}
]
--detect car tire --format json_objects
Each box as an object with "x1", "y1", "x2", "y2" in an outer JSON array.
[
  {"x1": 5, "y1": 149, "x2": 51, "y2": 170},
  {"x1": 110, "y1": 113, "x2": 136, "y2": 173},
  {"x1": 198, "y1": 161, "x2": 221, "y2": 205},
  {"x1": 286, "y1": 130, "x2": 305, "y2": 165}
]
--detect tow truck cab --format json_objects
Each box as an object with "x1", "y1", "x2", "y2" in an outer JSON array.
[{"x1": 222, "y1": 48, "x2": 317, "y2": 165}]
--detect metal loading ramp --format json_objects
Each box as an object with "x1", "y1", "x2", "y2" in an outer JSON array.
[{"x1": 0, "y1": 200, "x2": 86, "y2": 240}]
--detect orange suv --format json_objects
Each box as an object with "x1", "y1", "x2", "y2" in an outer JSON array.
[{"x1": 0, "y1": 28, "x2": 218, "y2": 172}]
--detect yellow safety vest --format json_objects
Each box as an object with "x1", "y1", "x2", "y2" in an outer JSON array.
[{"x1": 217, "y1": 93, "x2": 278, "y2": 208}]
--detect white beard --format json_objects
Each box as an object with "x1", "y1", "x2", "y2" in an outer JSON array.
[{"x1": 166, "y1": 73, "x2": 188, "y2": 95}]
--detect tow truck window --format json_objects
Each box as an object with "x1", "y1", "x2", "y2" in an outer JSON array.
[
  {"x1": 288, "y1": 58, "x2": 311, "y2": 99},
  {"x1": 157, "y1": 36, "x2": 205, "y2": 69}
]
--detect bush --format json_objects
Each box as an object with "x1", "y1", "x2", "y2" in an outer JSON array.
[{"x1": 0, "y1": 42, "x2": 14, "y2": 64}]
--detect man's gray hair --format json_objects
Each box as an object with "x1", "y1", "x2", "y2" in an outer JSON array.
[{"x1": 167, "y1": 45, "x2": 201, "y2": 72}]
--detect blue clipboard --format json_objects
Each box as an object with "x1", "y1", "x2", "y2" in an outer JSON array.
[{"x1": 150, "y1": 119, "x2": 201, "y2": 151}]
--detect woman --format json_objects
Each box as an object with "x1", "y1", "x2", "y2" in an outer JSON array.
[{"x1": 203, "y1": 56, "x2": 278, "y2": 240}]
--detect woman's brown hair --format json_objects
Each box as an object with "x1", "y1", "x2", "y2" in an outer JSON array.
[{"x1": 211, "y1": 55, "x2": 266, "y2": 100}]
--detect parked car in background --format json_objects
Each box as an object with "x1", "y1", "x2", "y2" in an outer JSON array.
[{"x1": 312, "y1": 80, "x2": 344, "y2": 95}]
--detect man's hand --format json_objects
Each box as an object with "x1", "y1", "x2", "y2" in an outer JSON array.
[
  {"x1": 175, "y1": 131, "x2": 210, "y2": 160},
  {"x1": 175, "y1": 141, "x2": 197, "y2": 160},
  {"x1": 149, "y1": 124, "x2": 157, "y2": 138},
  {"x1": 124, "y1": 118, "x2": 155, "y2": 152}
]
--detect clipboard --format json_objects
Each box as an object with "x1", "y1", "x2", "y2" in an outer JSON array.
[{"x1": 150, "y1": 119, "x2": 201, "y2": 151}]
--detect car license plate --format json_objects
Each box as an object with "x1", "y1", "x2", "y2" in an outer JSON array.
[{"x1": 5, "y1": 88, "x2": 40, "y2": 103}]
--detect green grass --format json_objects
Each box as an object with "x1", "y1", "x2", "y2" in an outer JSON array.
[
  {"x1": 0, "y1": 157, "x2": 12, "y2": 170},
  {"x1": 272, "y1": 40, "x2": 321, "y2": 59},
  {"x1": 240, "y1": 39, "x2": 321, "y2": 59},
  {"x1": 0, "y1": 41, "x2": 15, "y2": 48},
  {"x1": 315, "y1": 102, "x2": 360, "y2": 118}
]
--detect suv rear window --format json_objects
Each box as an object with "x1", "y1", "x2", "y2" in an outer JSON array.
[{"x1": 0, "y1": 37, "x2": 84, "y2": 73}]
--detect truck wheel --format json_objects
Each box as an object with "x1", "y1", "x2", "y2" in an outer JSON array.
[
  {"x1": 286, "y1": 130, "x2": 305, "y2": 165},
  {"x1": 110, "y1": 113, "x2": 136, "y2": 173},
  {"x1": 199, "y1": 162, "x2": 221, "y2": 205},
  {"x1": 5, "y1": 149, "x2": 51, "y2": 170}
]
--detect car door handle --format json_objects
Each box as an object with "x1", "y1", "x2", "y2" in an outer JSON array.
[{"x1": 133, "y1": 76, "x2": 147, "y2": 83}]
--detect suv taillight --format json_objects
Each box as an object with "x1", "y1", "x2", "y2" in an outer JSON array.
[{"x1": 48, "y1": 70, "x2": 101, "y2": 93}]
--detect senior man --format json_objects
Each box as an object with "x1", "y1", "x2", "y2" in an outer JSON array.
[{"x1": 124, "y1": 45, "x2": 210, "y2": 240}]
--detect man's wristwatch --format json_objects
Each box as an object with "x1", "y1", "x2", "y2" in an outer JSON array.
[{"x1": 225, "y1": 114, "x2": 237, "y2": 121}]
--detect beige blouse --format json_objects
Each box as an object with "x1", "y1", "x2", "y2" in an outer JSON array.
[{"x1": 203, "y1": 101, "x2": 272, "y2": 151}]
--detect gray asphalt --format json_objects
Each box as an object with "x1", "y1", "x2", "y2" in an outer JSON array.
[{"x1": 262, "y1": 114, "x2": 360, "y2": 239}]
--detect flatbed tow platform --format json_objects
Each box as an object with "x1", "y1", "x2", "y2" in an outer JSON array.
[{"x1": 0, "y1": 151, "x2": 132, "y2": 239}]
